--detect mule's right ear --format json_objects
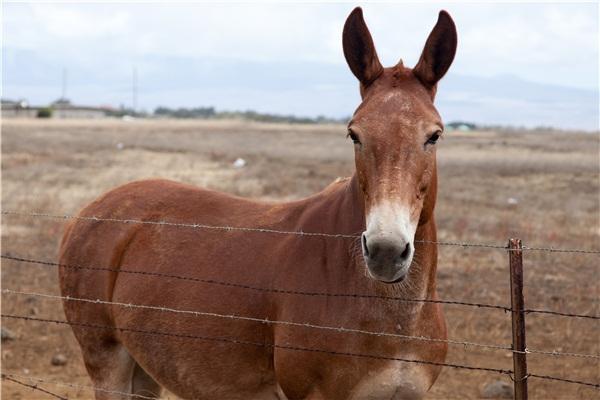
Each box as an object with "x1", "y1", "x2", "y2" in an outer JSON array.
[{"x1": 343, "y1": 7, "x2": 383, "y2": 86}]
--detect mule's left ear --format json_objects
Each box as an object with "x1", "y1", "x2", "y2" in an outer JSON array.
[{"x1": 413, "y1": 10, "x2": 457, "y2": 88}]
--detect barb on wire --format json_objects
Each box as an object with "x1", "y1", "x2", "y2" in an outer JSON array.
[
  {"x1": 1, "y1": 372, "x2": 157, "y2": 399},
  {"x1": 4, "y1": 210, "x2": 600, "y2": 254},
  {"x1": 1, "y1": 313, "x2": 514, "y2": 377},
  {"x1": 2, "y1": 373, "x2": 68, "y2": 400},
  {"x1": 0, "y1": 253, "x2": 512, "y2": 312},
  {"x1": 1, "y1": 288, "x2": 512, "y2": 353}
]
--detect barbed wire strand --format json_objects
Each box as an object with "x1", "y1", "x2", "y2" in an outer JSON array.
[
  {"x1": 528, "y1": 373, "x2": 600, "y2": 389},
  {"x1": 0, "y1": 288, "x2": 511, "y2": 353},
  {"x1": 1, "y1": 210, "x2": 358, "y2": 239},
  {"x1": 3, "y1": 371, "x2": 600, "y2": 399},
  {"x1": 5, "y1": 253, "x2": 599, "y2": 321},
  {"x1": 524, "y1": 308, "x2": 600, "y2": 320},
  {"x1": 4, "y1": 314, "x2": 600, "y2": 389},
  {"x1": 521, "y1": 245, "x2": 600, "y2": 254},
  {"x1": 4, "y1": 288, "x2": 599, "y2": 360},
  {"x1": 3, "y1": 210, "x2": 599, "y2": 254},
  {"x1": 0, "y1": 254, "x2": 512, "y2": 313},
  {"x1": 2, "y1": 374, "x2": 68, "y2": 400},
  {"x1": 2, "y1": 372, "x2": 157, "y2": 400},
  {"x1": 1, "y1": 313, "x2": 513, "y2": 377},
  {"x1": 522, "y1": 348, "x2": 600, "y2": 360}
]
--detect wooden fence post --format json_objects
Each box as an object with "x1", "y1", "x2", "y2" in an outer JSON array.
[{"x1": 509, "y1": 238, "x2": 528, "y2": 400}]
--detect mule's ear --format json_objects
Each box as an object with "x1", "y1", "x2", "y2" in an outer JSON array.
[
  {"x1": 343, "y1": 7, "x2": 383, "y2": 86},
  {"x1": 413, "y1": 10, "x2": 457, "y2": 88}
]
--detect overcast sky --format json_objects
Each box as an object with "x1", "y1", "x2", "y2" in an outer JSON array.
[{"x1": 3, "y1": 1, "x2": 599, "y2": 130}]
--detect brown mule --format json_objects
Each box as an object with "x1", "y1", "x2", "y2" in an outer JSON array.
[{"x1": 59, "y1": 7, "x2": 457, "y2": 399}]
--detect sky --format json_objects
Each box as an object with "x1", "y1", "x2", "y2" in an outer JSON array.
[{"x1": 2, "y1": 1, "x2": 599, "y2": 130}]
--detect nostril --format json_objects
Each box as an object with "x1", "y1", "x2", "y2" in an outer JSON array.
[
  {"x1": 400, "y1": 243, "x2": 411, "y2": 260},
  {"x1": 362, "y1": 234, "x2": 369, "y2": 257}
]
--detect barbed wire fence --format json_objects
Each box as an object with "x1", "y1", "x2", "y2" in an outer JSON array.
[
  {"x1": 1, "y1": 210, "x2": 599, "y2": 400},
  {"x1": 4, "y1": 210, "x2": 600, "y2": 254}
]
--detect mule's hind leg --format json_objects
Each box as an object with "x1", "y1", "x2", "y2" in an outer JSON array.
[
  {"x1": 69, "y1": 327, "x2": 144, "y2": 400},
  {"x1": 132, "y1": 363, "x2": 162, "y2": 398},
  {"x1": 78, "y1": 339, "x2": 137, "y2": 400},
  {"x1": 78, "y1": 336, "x2": 161, "y2": 399}
]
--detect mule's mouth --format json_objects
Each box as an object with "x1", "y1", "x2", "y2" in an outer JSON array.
[
  {"x1": 385, "y1": 274, "x2": 406, "y2": 284},
  {"x1": 364, "y1": 263, "x2": 409, "y2": 284},
  {"x1": 374, "y1": 275, "x2": 406, "y2": 284}
]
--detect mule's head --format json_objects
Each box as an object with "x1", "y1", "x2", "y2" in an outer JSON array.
[{"x1": 343, "y1": 8, "x2": 457, "y2": 283}]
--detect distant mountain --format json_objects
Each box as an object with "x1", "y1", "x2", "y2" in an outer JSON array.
[
  {"x1": 3, "y1": 48, "x2": 598, "y2": 130},
  {"x1": 437, "y1": 73, "x2": 599, "y2": 131}
]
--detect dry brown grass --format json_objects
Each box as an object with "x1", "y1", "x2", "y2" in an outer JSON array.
[{"x1": 1, "y1": 119, "x2": 598, "y2": 399}]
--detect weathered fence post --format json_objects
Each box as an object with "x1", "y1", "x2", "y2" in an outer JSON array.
[{"x1": 508, "y1": 238, "x2": 528, "y2": 400}]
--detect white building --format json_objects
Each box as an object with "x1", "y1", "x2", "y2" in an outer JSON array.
[{"x1": 1, "y1": 98, "x2": 110, "y2": 119}]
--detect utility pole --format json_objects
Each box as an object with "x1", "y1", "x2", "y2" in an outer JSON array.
[
  {"x1": 61, "y1": 68, "x2": 67, "y2": 100},
  {"x1": 132, "y1": 66, "x2": 138, "y2": 112}
]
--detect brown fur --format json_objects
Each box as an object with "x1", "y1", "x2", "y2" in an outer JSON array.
[{"x1": 60, "y1": 7, "x2": 457, "y2": 399}]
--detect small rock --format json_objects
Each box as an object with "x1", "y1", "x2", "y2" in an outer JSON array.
[
  {"x1": 481, "y1": 380, "x2": 513, "y2": 398},
  {"x1": 51, "y1": 353, "x2": 68, "y2": 366},
  {"x1": 25, "y1": 296, "x2": 38, "y2": 304},
  {"x1": 507, "y1": 197, "x2": 519, "y2": 205},
  {"x1": 116, "y1": 142, "x2": 124, "y2": 150},
  {"x1": 232, "y1": 158, "x2": 246, "y2": 168},
  {"x1": 1, "y1": 327, "x2": 16, "y2": 342}
]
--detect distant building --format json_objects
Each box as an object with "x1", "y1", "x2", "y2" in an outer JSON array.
[
  {"x1": 1, "y1": 98, "x2": 110, "y2": 119},
  {"x1": 1, "y1": 99, "x2": 38, "y2": 118},
  {"x1": 446, "y1": 121, "x2": 477, "y2": 131},
  {"x1": 50, "y1": 98, "x2": 109, "y2": 119}
]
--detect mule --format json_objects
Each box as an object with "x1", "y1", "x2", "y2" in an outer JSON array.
[{"x1": 59, "y1": 7, "x2": 457, "y2": 399}]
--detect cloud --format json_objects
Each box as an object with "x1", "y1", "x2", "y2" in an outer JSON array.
[
  {"x1": 5, "y1": 3, "x2": 344, "y2": 63},
  {"x1": 31, "y1": 5, "x2": 129, "y2": 40},
  {"x1": 2, "y1": 2, "x2": 598, "y2": 129}
]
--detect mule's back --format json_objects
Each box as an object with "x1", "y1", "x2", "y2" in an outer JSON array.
[{"x1": 59, "y1": 179, "x2": 293, "y2": 399}]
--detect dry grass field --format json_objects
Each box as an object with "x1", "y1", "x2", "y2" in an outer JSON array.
[{"x1": 1, "y1": 119, "x2": 598, "y2": 399}]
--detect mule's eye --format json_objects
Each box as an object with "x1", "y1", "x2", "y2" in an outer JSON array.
[
  {"x1": 425, "y1": 130, "x2": 442, "y2": 146},
  {"x1": 347, "y1": 130, "x2": 361, "y2": 145}
]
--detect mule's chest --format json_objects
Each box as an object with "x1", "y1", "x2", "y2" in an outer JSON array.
[{"x1": 348, "y1": 359, "x2": 432, "y2": 400}]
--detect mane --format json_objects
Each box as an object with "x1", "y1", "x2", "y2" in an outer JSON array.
[{"x1": 391, "y1": 60, "x2": 412, "y2": 88}]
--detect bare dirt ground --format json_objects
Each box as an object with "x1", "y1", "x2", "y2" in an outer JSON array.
[{"x1": 1, "y1": 119, "x2": 598, "y2": 399}]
